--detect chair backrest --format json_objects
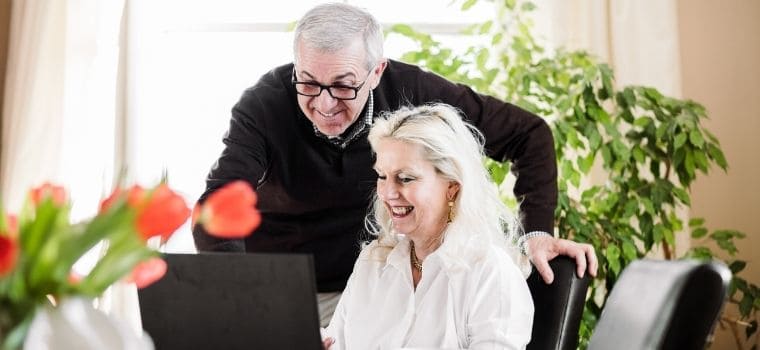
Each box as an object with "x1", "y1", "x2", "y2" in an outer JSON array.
[
  {"x1": 527, "y1": 256, "x2": 591, "y2": 350},
  {"x1": 587, "y1": 259, "x2": 731, "y2": 350}
]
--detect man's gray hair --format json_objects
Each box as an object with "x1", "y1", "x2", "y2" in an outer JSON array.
[{"x1": 294, "y1": 3, "x2": 384, "y2": 71}]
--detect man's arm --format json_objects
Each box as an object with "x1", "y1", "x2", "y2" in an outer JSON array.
[
  {"x1": 192, "y1": 89, "x2": 269, "y2": 252},
  {"x1": 467, "y1": 98, "x2": 600, "y2": 283}
]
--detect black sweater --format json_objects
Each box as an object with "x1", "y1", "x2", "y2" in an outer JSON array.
[{"x1": 193, "y1": 60, "x2": 557, "y2": 292}]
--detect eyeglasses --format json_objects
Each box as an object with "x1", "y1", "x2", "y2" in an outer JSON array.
[{"x1": 291, "y1": 67, "x2": 373, "y2": 101}]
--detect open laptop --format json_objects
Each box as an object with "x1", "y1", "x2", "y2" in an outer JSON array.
[{"x1": 137, "y1": 253, "x2": 323, "y2": 350}]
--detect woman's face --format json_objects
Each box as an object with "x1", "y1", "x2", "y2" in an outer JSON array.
[{"x1": 374, "y1": 138, "x2": 459, "y2": 240}]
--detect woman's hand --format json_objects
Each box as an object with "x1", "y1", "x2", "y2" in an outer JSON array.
[{"x1": 323, "y1": 337, "x2": 335, "y2": 349}]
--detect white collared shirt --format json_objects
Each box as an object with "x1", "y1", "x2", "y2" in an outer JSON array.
[{"x1": 326, "y1": 237, "x2": 534, "y2": 350}]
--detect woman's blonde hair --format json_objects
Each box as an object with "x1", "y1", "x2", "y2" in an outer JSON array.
[{"x1": 365, "y1": 103, "x2": 525, "y2": 269}]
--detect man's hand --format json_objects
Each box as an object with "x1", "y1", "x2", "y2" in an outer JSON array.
[{"x1": 527, "y1": 235, "x2": 598, "y2": 284}]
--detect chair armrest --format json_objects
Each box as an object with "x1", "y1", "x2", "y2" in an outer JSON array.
[{"x1": 526, "y1": 256, "x2": 591, "y2": 350}]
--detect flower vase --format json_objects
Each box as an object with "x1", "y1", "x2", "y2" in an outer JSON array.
[{"x1": 21, "y1": 297, "x2": 153, "y2": 350}]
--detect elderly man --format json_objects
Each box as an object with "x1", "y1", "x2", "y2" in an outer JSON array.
[{"x1": 193, "y1": 3, "x2": 597, "y2": 326}]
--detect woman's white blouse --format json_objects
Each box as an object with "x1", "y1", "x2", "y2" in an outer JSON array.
[{"x1": 325, "y1": 238, "x2": 534, "y2": 350}]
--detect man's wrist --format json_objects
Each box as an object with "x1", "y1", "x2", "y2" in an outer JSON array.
[{"x1": 517, "y1": 231, "x2": 552, "y2": 256}]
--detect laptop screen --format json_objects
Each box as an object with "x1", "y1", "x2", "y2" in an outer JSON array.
[{"x1": 138, "y1": 253, "x2": 322, "y2": 350}]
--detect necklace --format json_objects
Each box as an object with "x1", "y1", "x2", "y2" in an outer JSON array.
[{"x1": 410, "y1": 242, "x2": 423, "y2": 273}]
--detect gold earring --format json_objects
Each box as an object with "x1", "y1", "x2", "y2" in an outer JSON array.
[{"x1": 447, "y1": 201, "x2": 455, "y2": 223}]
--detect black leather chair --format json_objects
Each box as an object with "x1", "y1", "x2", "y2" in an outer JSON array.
[
  {"x1": 527, "y1": 256, "x2": 591, "y2": 350},
  {"x1": 587, "y1": 259, "x2": 731, "y2": 350}
]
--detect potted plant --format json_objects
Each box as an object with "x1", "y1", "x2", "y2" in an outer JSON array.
[
  {"x1": 0, "y1": 180, "x2": 260, "y2": 349},
  {"x1": 388, "y1": 0, "x2": 758, "y2": 347}
]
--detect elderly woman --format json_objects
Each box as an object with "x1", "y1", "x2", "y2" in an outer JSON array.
[{"x1": 323, "y1": 104, "x2": 534, "y2": 349}]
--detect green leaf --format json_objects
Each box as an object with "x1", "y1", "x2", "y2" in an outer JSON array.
[
  {"x1": 694, "y1": 151, "x2": 708, "y2": 172},
  {"x1": 653, "y1": 224, "x2": 665, "y2": 243},
  {"x1": 611, "y1": 139, "x2": 630, "y2": 163},
  {"x1": 689, "y1": 217, "x2": 705, "y2": 227},
  {"x1": 641, "y1": 198, "x2": 655, "y2": 215},
  {"x1": 689, "y1": 246, "x2": 713, "y2": 260},
  {"x1": 729, "y1": 260, "x2": 747, "y2": 274},
  {"x1": 712, "y1": 229, "x2": 745, "y2": 240},
  {"x1": 633, "y1": 117, "x2": 651, "y2": 127},
  {"x1": 570, "y1": 168, "x2": 581, "y2": 188},
  {"x1": 684, "y1": 151, "x2": 695, "y2": 177},
  {"x1": 691, "y1": 227, "x2": 708, "y2": 239},
  {"x1": 689, "y1": 130, "x2": 705, "y2": 148},
  {"x1": 623, "y1": 88, "x2": 636, "y2": 107},
  {"x1": 487, "y1": 159, "x2": 508, "y2": 184},
  {"x1": 461, "y1": 0, "x2": 478, "y2": 11},
  {"x1": 599, "y1": 64, "x2": 614, "y2": 100},
  {"x1": 622, "y1": 241, "x2": 637, "y2": 261},
  {"x1": 578, "y1": 153, "x2": 595, "y2": 173},
  {"x1": 389, "y1": 23, "x2": 416, "y2": 37},
  {"x1": 606, "y1": 244, "x2": 620, "y2": 260},
  {"x1": 740, "y1": 294, "x2": 753, "y2": 317},
  {"x1": 476, "y1": 48, "x2": 489, "y2": 69},
  {"x1": 623, "y1": 200, "x2": 638, "y2": 218},
  {"x1": 716, "y1": 239, "x2": 738, "y2": 255},
  {"x1": 606, "y1": 245, "x2": 621, "y2": 275},
  {"x1": 491, "y1": 32, "x2": 503, "y2": 46},
  {"x1": 632, "y1": 147, "x2": 645, "y2": 163},
  {"x1": 674, "y1": 133, "x2": 687, "y2": 149},
  {"x1": 707, "y1": 144, "x2": 728, "y2": 170},
  {"x1": 672, "y1": 187, "x2": 690, "y2": 205},
  {"x1": 588, "y1": 128, "x2": 602, "y2": 150},
  {"x1": 600, "y1": 145, "x2": 612, "y2": 166},
  {"x1": 479, "y1": 20, "x2": 493, "y2": 34},
  {"x1": 656, "y1": 123, "x2": 668, "y2": 140},
  {"x1": 589, "y1": 106, "x2": 611, "y2": 123},
  {"x1": 521, "y1": 1, "x2": 537, "y2": 11},
  {"x1": 663, "y1": 227, "x2": 675, "y2": 246}
]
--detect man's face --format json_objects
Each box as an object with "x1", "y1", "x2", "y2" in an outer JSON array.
[{"x1": 293, "y1": 38, "x2": 385, "y2": 136}]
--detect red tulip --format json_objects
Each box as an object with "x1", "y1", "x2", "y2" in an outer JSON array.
[
  {"x1": 196, "y1": 180, "x2": 260, "y2": 238},
  {"x1": 99, "y1": 189, "x2": 120, "y2": 213},
  {"x1": 68, "y1": 272, "x2": 83, "y2": 285},
  {"x1": 127, "y1": 185, "x2": 146, "y2": 207},
  {"x1": 3, "y1": 214, "x2": 17, "y2": 239},
  {"x1": 0, "y1": 235, "x2": 18, "y2": 277},
  {"x1": 29, "y1": 182, "x2": 66, "y2": 206},
  {"x1": 128, "y1": 257, "x2": 167, "y2": 289},
  {"x1": 99, "y1": 185, "x2": 145, "y2": 213},
  {"x1": 134, "y1": 184, "x2": 190, "y2": 242},
  {"x1": 101, "y1": 184, "x2": 189, "y2": 242}
]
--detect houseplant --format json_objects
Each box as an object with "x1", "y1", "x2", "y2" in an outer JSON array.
[
  {"x1": 389, "y1": 0, "x2": 758, "y2": 347},
  {"x1": 0, "y1": 180, "x2": 260, "y2": 349}
]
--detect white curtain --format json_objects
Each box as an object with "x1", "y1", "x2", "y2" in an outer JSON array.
[
  {"x1": 1, "y1": 0, "x2": 124, "y2": 220},
  {"x1": 532, "y1": 0, "x2": 682, "y2": 96},
  {"x1": 0, "y1": 0, "x2": 144, "y2": 338},
  {"x1": 1, "y1": 0, "x2": 67, "y2": 209}
]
